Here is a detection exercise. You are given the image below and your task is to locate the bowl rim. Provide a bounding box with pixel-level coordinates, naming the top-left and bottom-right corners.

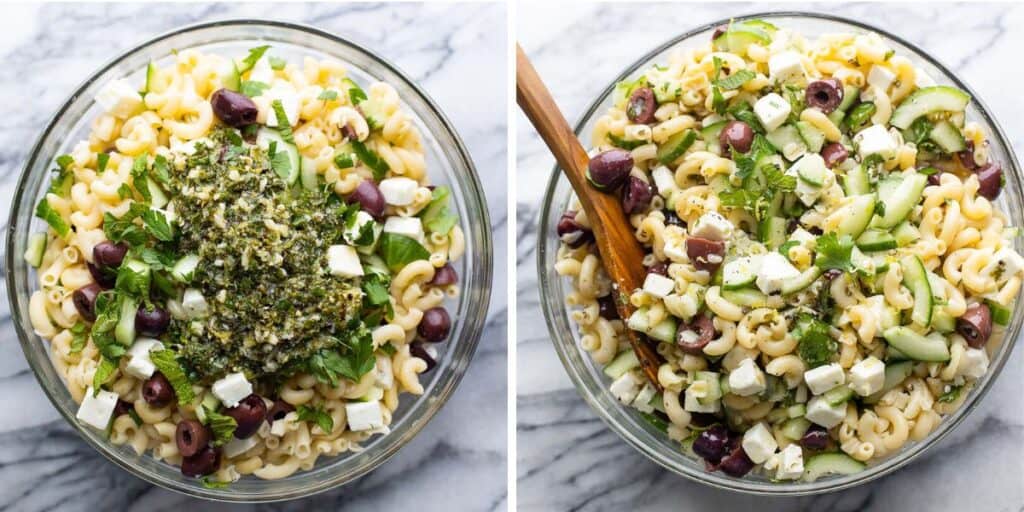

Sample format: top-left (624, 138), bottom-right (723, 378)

top-left (6, 18), bottom-right (491, 502)
top-left (536, 10), bottom-right (1022, 495)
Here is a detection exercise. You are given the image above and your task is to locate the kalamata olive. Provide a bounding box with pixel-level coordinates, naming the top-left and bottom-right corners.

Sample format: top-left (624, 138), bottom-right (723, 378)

top-left (692, 424), bottom-right (730, 464)
top-left (347, 180), bottom-right (386, 219)
top-left (820, 142), bottom-right (849, 168)
top-left (72, 283), bottom-right (102, 322)
top-left (418, 307), bottom-right (451, 342)
top-left (428, 263), bottom-right (458, 287)
top-left (621, 176), bottom-right (654, 215)
top-left (689, 413), bottom-right (719, 428)
top-left (647, 261), bottom-right (669, 276)
top-left (176, 419), bottom-right (212, 458)
top-left (626, 87), bottom-right (657, 124)
top-left (409, 342), bottom-right (438, 372)
top-left (87, 262), bottom-right (116, 289)
top-left (800, 424), bottom-right (830, 451)
top-left (957, 303), bottom-right (993, 348)
top-left (92, 241), bottom-right (128, 269)
top-left (181, 445), bottom-right (220, 478)
top-left (597, 294), bottom-right (620, 320)
top-left (677, 315), bottom-right (716, 354)
top-left (210, 88), bottom-right (258, 127)
top-left (927, 172), bottom-right (944, 187)
top-left (135, 305), bottom-right (170, 337)
top-left (587, 149), bottom-right (633, 192)
top-left (955, 141), bottom-right (981, 171)
top-left (805, 79), bottom-right (844, 113)
top-left (556, 211), bottom-right (594, 248)
top-left (267, 400), bottom-right (295, 424)
top-left (686, 237), bottom-right (726, 273)
top-left (718, 445), bottom-right (755, 477)
top-left (719, 120), bottom-right (754, 153)
top-left (142, 372), bottom-right (175, 408)
top-left (975, 163), bottom-right (1003, 200)
top-left (224, 394), bottom-right (268, 439)
top-left (113, 399), bottom-right (134, 418)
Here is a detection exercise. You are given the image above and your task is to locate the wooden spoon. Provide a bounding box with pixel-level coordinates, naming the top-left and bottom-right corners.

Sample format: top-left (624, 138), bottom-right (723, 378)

top-left (517, 44), bottom-right (664, 390)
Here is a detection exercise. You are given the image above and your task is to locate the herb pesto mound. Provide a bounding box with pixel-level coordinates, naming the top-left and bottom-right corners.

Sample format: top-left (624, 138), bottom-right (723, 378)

top-left (167, 128), bottom-right (366, 382)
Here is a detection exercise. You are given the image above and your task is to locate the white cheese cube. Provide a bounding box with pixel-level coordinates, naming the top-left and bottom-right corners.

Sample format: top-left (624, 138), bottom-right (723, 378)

top-left (662, 227), bottom-right (688, 263)
top-left (345, 211), bottom-right (380, 247)
top-left (848, 357), bottom-right (886, 396)
top-left (94, 79), bottom-right (143, 119)
top-left (378, 177), bottom-right (419, 206)
top-left (248, 58), bottom-right (275, 85)
top-left (223, 435), bottom-right (259, 458)
top-left (742, 422), bottom-right (778, 464)
top-left (804, 363), bottom-right (846, 395)
top-left (684, 382), bottom-right (721, 413)
top-left (914, 67), bottom-right (936, 88)
top-left (610, 372), bottom-right (642, 404)
top-left (690, 211), bottom-right (734, 241)
top-left (754, 93), bottom-right (793, 132)
top-left (642, 273), bottom-right (676, 299)
top-left (262, 86), bottom-right (300, 127)
top-left (212, 372), bottom-right (253, 408)
top-left (125, 338), bottom-right (165, 380)
top-left (867, 65), bottom-right (897, 91)
top-left (181, 288), bottom-right (210, 318)
top-left (77, 387), bottom-right (119, 430)
top-left (774, 444), bottom-right (805, 480)
top-left (346, 401), bottom-right (384, 431)
top-left (786, 154), bottom-right (832, 207)
top-left (270, 411), bottom-right (297, 437)
top-left (984, 248), bottom-right (1024, 283)
top-left (382, 216), bottom-right (425, 243)
top-left (729, 358), bottom-right (767, 397)
top-left (959, 347), bottom-right (989, 379)
top-left (632, 383), bottom-right (658, 414)
top-left (790, 227), bottom-right (816, 246)
top-left (768, 51), bottom-right (805, 84)
top-left (327, 244), bottom-right (364, 278)
top-left (805, 395), bottom-right (846, 428)
top-left (756, 252), bottom-right (801, 295)
top-left (651, 165), bottom-right (677, 198)
top-left (854, 124), bottom-right (898, 160)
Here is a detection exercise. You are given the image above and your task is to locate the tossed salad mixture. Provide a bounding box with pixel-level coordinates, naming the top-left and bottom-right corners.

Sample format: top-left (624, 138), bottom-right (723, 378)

top-left (557, 20), bottom-right (1019, 481)
top-left (27, 46), bottom-right (464, 485)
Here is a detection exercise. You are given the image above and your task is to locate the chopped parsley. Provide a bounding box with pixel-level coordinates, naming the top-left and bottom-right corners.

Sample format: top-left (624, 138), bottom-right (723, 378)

top-left (237, 45), bottom-right (270, 74)
top-left (271, 100), bottom-right (295, 144)
top-left (351, 140), bottom-right (389, 180)
top-left (296, 404), bottom-right (334, 434)
top-left (69, 322), bottom-right (89, 354)
top-left (96, 152), bottom-right (110, 174)
top-left (814, 233), bottom-right (855, 272)
top-left (793, 314), bottom-right (837, 368)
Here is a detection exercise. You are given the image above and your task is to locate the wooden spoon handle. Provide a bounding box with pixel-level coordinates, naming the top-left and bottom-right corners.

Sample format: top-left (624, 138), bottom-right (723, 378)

top-left (516, 44), bottom-right (664, 390)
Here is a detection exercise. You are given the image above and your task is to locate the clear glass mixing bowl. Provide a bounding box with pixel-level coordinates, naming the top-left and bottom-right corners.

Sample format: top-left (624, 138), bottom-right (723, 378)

top-left (5, 20), bottom-right (491, 502)
top-left (536, 12), bottom-right (1022, 495)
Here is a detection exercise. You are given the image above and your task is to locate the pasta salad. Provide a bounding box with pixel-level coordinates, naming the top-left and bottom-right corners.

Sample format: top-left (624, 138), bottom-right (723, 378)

top-left (26, 46), bottom-right (465, 486)
top-left (556, 19), bottom-right (1020, 482)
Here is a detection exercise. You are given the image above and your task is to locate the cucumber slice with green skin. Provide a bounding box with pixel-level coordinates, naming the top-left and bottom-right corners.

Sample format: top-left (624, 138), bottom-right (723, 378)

top-left (765, 125), bottom-right (807, 160)
top-left (797, 159), bottom-right (828, 187)
top-left (300, 156), bottom-right (319, 191)
top-left (759, 216), bottom-right (788, 249)
top-left (604, 350), bottom-right (640, 379)
top-left (803, 453), bottom-right (867, 482)
top-left (900, 255), bottom-right (933, 326)
top-left (171, 254), bottom-right (200, 283)
top-left (781, 417), bottom-right (811, 441)
top-left (929, 120), bottom-right (967, 153)
top-left (886, 346), bottom-right (910, 362)
top-left (856, 229), bottom-right (897, 252)
top-left (607, 133), bottom-right (646, 151)
top-left (722, 256), bottom-right (759, 290)
top-left (890, 86), bottom-right (971, 129)
top-left (787, 403), bottom-right (807, 418)
top-left (892, 221), bottom-right (921, 247)
top-left (823, 384), bottom-right (854, 406)
top-left (735, 19), bottom-right (778, 34)
top-left (883, 326), bottom-right (950, 362)
top-left (722, 288), bottom-right (772, 308)
top-left (24, 233), bottom-right (46, 268)
top-left (147, 177), bottom-right (168, 208)
top-left (143, 61), bottom-right (159, 94)
top-left (781, 267), bottom-right (822, 295)
top-left (714, 27), bottom-right (771, 53)
top-left (931, 309), bottom-right (956, 333)
top-left (656, 129), bottom-right (697, 164)
top-left (115, 295), bottom-right (139, 347)
top-left (842, 164), bottom-right (871, 196)
top-left (864, 360), bottom-right (915, 404)
top-left (627, 307), bottom-right (650, 332)
top-left (871, 173), bottom-right (927, 229)
top-left (837, 85), bottom-right (861, 113)
top-left (700, 121), bottom-right (727, 153)
top-left (795, 120), bottom-right (826, 153)
top-left (648, 317), bottom-right (678, 344)
top-left (834, 194), bottom-right (877, 239)
top-left (986, 299), bottom-right (1012, 326)
top-left (257, 128), bottom-right (300, 185)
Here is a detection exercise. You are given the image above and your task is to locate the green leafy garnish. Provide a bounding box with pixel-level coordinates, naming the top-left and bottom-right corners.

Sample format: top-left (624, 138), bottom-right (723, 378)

top-left (141, 209), bottom-right (174, 241)
top-left (90, 291), bottom-right (125, 360)
top-left (203, 405), bottom-right (238, 446)
top-left (239, 80), bottom-right (269, 98)
top-left (814, 233), bottom-right (855, 272)
top-left (237, 45), bottom-right (270, 74)
top-left (151, 155), bottom-right (171, 186)
top-left (361, 273), bottom-right (391, 307)
top-left (351, 140), bottom-right (389, 180)
top-left (270, 148), bottom-right (292, 180)
top-left (938, 385), bottom-right (962, 403)
top-left (92, 357), bottom-right (118, 395)
top-left (918, 166), bottom-right (940, 176)
top-left (69, 322), bottom-right (89, 354)
top-left (56, 154), bottom-right (74, 171)
top-left (379, 233), bottom-right (430, 271)
top-left (713, 69), bottom-right (756, 91)
top-left (793, 314), bottom-right (837, 368)
top-left (115, 262), bottom-right (151, 298)
top-left (103, 203), bottom-right (150, 247)
top-left (422, 185), bottom-right (458, 234)
top-left (349, 85), bottom-right (367, 105)
top-left (334, 152), bottom-right (355, 169)
top-left (845, 102), bottom-right (876, 130)
top-left (903, 117), bottom-right (933, 145)
top-left (268, 56), bottom-right (286, 70)
top-left (117, 183), bottom-right (133, 200)
top-left (149, 349), bottom-right (195, 405)
top-left (47, 155), bottom-right (75, 197)
top-left (296, 404), bottom-right (334, 434)
top-left (96, 153), bottom-right (110, 174)
top-left (130, 154), bottom-right (151, 202)
top-left (35, 198), bottom-right (70, 237)
top-left (778, 240), bottom-right (800, 258)
top-left (318, 89), bottom-right (338, 102)
top-left (727, 101), bottom-right (765, 133)
top-left (200, 477), bottom-right (232, 489)
top-left (306, 328), bottom-right (375, 386)
top-left (271, 99), bottom-right (295, 144)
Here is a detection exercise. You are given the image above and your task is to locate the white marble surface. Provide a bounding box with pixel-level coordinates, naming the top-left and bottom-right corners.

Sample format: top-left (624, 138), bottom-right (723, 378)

top-left (0, 3), bottom-right (506, 511)
top-left (517, 3), bottom-right (1024, 510)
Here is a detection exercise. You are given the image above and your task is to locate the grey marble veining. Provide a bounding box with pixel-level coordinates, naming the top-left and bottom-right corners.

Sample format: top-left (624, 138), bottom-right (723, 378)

top-left (0, 3), bottom-right (507, 511)
top-left (517, 3), bottom-right (1024, 511)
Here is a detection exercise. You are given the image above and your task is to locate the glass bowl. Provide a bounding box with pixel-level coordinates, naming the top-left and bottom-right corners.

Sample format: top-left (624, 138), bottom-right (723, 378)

top-left (5, 20), bottom-right (491, 502)
top-left (536, 12), bottom-right (1022, 495)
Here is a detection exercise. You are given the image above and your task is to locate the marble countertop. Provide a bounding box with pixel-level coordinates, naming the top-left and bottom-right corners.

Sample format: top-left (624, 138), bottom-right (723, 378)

top-left (0, 3), bottom-right (507, 511)
top-left (517, 2), bottom-right (1024, 511)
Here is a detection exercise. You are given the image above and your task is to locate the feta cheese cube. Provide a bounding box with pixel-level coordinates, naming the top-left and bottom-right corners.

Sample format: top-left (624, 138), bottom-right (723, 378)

top-left (632, 383), bottom-right (658, 414)
top-left (756, 252), bottom-right (801, 294)
top-left (651, 165), bottom-right (677, 198)
top-left (914, 67), bottom-right (936, 88)
top-left (181, 288), bottom-right (210, 318)
top-left (383, 216), bottom-right (425, 243)
top-left (76, 387), bottom-right (120, 430)
top-left (805, 395), bottom-right (846, 428)
top-left (690, 211), bottom-right (734, 241)
top-left (867, 65), bottom-right (897, 91)
top-left (212, 372), bottom-right (253, 408)
top-left (786, 154), bottom-right (832, 207)
top-left (662, 226), bottom-right (688, 263)
top-left (804, 363), bottom-right (846, 395)
top-left (774, 444), bottom-right (805, 480)
top-left (262, 86), bottom-right (300, 127)
top-left (124, 337), bottom-right (165, 380)
top-left (959, 347), bottom-right (989, 379)
top-left (346, 401), bottom-right (384, 432)
top-left (248, 58), bottom-right (275, 85)
top-left (270, 412), bottom-right (297, 437)
top-left (729, 358), bottom-right (767, 397)
top-left (984, 248), bottom-right (1024, 283)
top-left (742, 422), bottom-right (779, 464)
top-left (610, 372), bottom-right (642, 404)
top-left (223, 435), bottom-right (259, 458)
top-left (768, 51), bottom-right (805, 84)
top-left (642, 273), bottom-right (676, 299)
top-left (790, 227), bottom-right (816, 246)
top-left (754, 93), bottom-right (793, 132)
top-left (378, 177), bottom-right (419, 206)
top-left (327, 244), bottom-right (364, 278)
top-left (94, 79), bottom-right (143, 119)
top-left (684, 381), bottom-right (720, 413)
top-left (849, 357), bottom-right (885, 396)
top-left (854, 124), bottom-right (898, 160)
top-left (375, 357), bottom-right (394, 389)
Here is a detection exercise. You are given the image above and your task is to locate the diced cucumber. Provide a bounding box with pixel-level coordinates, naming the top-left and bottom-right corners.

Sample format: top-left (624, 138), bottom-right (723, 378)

top-left (221, 62), bottom-right (240, 92)
top-left (823, 385), bottom-right (854, 406)
top-left (781, 267), bottom-right (822, 295)
top-left (115, 296), bottom-right (139, 346)
top-left (900, 255), bottom-right (933, 327)
top-left (856, 229), bottom-right (897, 252)
top-left (871, 173), bottom-right (926, 229)
top-left (257, 128), bottom-right (300, 185)
top-left (851, 247), bottom-right (876, 276)
top-left (797, 159), bottom-right (828, 187)
top-left (985, 299), bottom-right (1012, 326)
top-left (700, 121), bottom-right (727, 154)
top-left (834, 194), bottom-right (877, 239)
top-left (883, 326), bottom-right (949, 362)
top-left (759, 216), bottom-right (788, 249)
top-left (765, 125), bottom-right (807, 161)
top-left (931, 309), bottom-right (956, 333)
top-left (649, 392), bottom-right (667, 414)
top-left (723, 256), bottom-right (759, 290)
top-left (300, 156), bottom-right (320, 192)
top-left (656, 129), bottom-right (697, 164)
top-left (892, 221), bottom-right (920, 247)
top-left (836, 85), bottom-right (861, 113)
top-left (713, 26), bottom-right (771, 53)
top-left (648, 317), bottom-right (678, 344)
top-left (147, 177), bottom-right (168, 209)
top-left (795, 120), bottom-right (826, 153)
top-left (360, 96), bottom-right (388, 130)
top-left (890, 86), bottom-right (971, 129)
top-left (842, 164), bottom-right (871, 196)
top-left (143, 61), bottom-right (159, 94)
top-left (803, 453), bottom-right (866, 482)
top-left (929, 120), bottom-right (967, 153)
top-left (24, 233), bottom-right (47, 268)
top-left (626, 308), bottom-right (650, 332)
top-left (194, 393), bottom-right (221, 424)
top-left (721, 288), bottom-right (772, 308)
top-left (864, 360), bottom-right (914, 404)
top-left (781, 417), bottom-right (811, 440)
top-left (787, 403), bottom-right (807, 419)
top-left (171, 254), bottom-right (199, 283)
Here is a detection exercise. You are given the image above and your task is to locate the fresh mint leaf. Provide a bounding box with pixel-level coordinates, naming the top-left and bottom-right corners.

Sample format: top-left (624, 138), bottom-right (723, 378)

top-left (763, 163), bottom-right (796, 192)
top-left (296, 404), bottom-right (334, 435)
top-left (149, 349), bottom-right (195, 405)
top-left (35, 198), bottom-right (70, 237)
top-left (379, 233), bottom-right (430, 271)
top-left (130, 154), bottom-right (152, 202)
top-left (728, 101), bottom-right (765, 133)
top-left (69, 322), bottom-right (89, 354)
top-left (92, 357), bottom-right (118, 395)
top-left (239, 80), bottom-right (269, 98)
top-left (142, 208), bottom-right (174, 241)
top-left (117, 183), bottom-right (133, 200)
top-left (202, 405), bottom-right (238, 446)
top-left (351, 140), bottom-right (389, 180)
top-left (778, 240), bottom-right (800, 258)
top-left (361, 273), bottom-right (391, 306)
top-left (334, 152), bottom-right (355, 169)
top-left (56, 154), bottom-right (74, 171)
top-left (270, 150), bottom-right (292, 180)
top-left (115, 262), bottom-right (151, 298)
top-left (814, 232), bottom-right (855, 272)
top-left (151, 154), bottom-right (171, 186)
top-left (346, 80), bottom-right (368, 105)
top-left (238, 45), bottom-right (270, 74)
top-left (97, 152), bottom-right (110, 174)
top-left (271, 100), bottom-right (295, 144)
top-left (713, 69), bottom-right (756, 90)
